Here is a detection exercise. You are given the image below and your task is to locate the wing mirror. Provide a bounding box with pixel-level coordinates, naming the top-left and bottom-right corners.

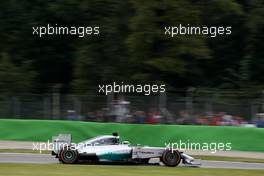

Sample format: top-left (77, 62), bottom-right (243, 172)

top-left (122, 141), bottom-right (130, 145)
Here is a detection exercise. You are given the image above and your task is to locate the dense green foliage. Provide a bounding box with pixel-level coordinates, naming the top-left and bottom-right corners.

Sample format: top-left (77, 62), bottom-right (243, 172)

top-left (0, 0), bottom-right (263, 94)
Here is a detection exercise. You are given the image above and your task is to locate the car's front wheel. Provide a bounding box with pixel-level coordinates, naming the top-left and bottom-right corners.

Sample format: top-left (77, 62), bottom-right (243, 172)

top-left (161, 150), bottom-right (181, 167)
top-left (59, 148), bottom-right (78, 164)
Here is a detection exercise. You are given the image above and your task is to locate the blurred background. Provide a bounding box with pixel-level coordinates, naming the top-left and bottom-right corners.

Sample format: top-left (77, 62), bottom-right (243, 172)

top-left (0, 0), bottom-right (264, 127)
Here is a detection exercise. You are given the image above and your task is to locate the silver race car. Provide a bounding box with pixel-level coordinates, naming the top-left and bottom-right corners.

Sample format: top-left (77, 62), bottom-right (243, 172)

top-left (51, 133), bottom-right (200, 167)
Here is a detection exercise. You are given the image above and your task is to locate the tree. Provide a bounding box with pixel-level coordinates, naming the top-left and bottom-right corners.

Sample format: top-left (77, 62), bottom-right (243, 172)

top-left (127, 0), bottom-right (210, 88)
top-left (0, 53), bottom-right (33, 94)
top-left (71, 0), bottom-right (131, 93)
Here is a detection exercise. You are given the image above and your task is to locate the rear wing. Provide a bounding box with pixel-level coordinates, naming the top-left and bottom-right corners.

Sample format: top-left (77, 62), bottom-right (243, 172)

top-left (52, 134), bottom-right (72, 154)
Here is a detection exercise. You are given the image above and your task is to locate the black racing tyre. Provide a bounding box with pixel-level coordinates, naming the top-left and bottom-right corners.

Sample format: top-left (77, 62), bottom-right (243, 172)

top-left (161, 150), bottom-right (181, 167)
top-left (58, 150), bottom-right (63, 162)
top-left (59, 148), bottom-right (78, 164)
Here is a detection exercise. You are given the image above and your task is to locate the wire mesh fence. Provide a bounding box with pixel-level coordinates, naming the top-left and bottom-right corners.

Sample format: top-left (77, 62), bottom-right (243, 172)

top-left (0, 90), bottom-right (264, 126)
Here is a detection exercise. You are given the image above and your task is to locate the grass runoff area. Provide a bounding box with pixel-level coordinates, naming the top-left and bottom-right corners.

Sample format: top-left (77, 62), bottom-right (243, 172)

top-left (1, 119), bottom-right (264, 152)
top-left (0, 163), bottom-right (263, 176)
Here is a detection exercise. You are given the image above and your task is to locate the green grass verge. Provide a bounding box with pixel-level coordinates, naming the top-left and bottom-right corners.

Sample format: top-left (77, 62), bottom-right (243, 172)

top-left (1, 119), bottom-right (264, 152)
top-left (0, 119), bottom-right (264, 151)
top-left (0, 163), bottom-right (263, 176)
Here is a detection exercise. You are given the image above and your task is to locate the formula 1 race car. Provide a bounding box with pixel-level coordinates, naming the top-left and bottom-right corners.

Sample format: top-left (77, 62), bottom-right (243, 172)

top-left (51, 133), bottom-right (200, 167)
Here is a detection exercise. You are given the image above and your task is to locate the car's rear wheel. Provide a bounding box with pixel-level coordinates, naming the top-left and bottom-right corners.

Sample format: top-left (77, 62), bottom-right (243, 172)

top-left (59, 148), bottom-right (78, 164)
top-left (161, 150), bottom-right (181, 167)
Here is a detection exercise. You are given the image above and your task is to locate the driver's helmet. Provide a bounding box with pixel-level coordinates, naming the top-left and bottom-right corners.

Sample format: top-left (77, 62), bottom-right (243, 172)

top-left (113, 136), bottom-right (119, 144)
